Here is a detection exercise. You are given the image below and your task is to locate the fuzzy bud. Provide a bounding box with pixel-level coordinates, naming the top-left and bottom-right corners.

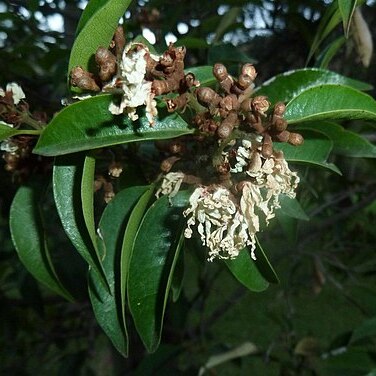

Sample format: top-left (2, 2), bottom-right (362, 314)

top-left (160, 156), bottom-right (180, 173)
top-left (70, 66), bottom-right (100, 91)
top-left (275, 130), bottom-right (290, 143)
top-left (273, 101), bottom-right (286, 116)
top-left (217, 123), bottom-right (233, 139)
top-left (95, 47), bottom-right (117, 81)
top-left (196, 87), bottom-right (220, 107)
top-left (288, 132), bottom-right (304, 146)
top-left (273, 117), bottom-right (288, 132)
top-left (241, 64), bottom-right (257, 81)
top-left (252, 96), bottom-right (270, 116)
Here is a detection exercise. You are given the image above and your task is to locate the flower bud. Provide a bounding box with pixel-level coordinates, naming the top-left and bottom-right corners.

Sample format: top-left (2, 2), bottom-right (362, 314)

top-left (196, 87), bottom-right (220, 107)
top-left (70, 66), bottom-right (100, 91)
top-left (273, 102), bottom-right (286, 116)
top-left (241, 64), bottom-right (257, 81)
top-left (288, 132), bottom-right (304, 146)
top-left (252, 96), bottom-right (270, 116)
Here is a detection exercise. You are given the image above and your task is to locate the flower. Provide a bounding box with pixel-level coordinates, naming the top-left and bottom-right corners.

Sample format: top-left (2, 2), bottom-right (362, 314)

top-left (183, 187), bottom-right (251, 261)
top-left (1, 139), bottom-right (18, 153)
top-left (0, 83), bottom-right (25, 105)
top-left (105, 43), bottom-right (158, 125)
top-left (156, 172), bottom-right (185, 199)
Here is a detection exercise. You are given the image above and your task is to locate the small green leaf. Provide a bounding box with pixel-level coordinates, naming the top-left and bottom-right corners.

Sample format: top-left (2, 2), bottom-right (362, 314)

top-left (10, 183), bottom-right (74, 301)
top-left (225, 248), bottom-right (269, 292)
top-left (255, 69), bottom-right (372, 105)
top-left (68, 1), bottom-right (132, 87)
top-left (88, 186), bottom-right (149, 357)
top-left (285, 84), bottom-right (376, 124)
top-left (279, 195), bottom-right (310, 221)
top-left (208, 44), bottom-right (256, 66)
top-left (33, 95), bottom-right (193, 156)
top-left (128, 191), bottom-right (190, 353)
top-left (315, 37), bottom-right (346, 69)
top-left (306, 2), bottom-right (342, 64)
top-left (297, 121), bottom-right (376, 158)
top-left (275, 130), bottom-right (340, 173)
top-left (53, 154), bottom-right (108, 289)
top-left (338, 0), bottom-right (357, 37)
top-left (120, 185), bottom-right (156, 329)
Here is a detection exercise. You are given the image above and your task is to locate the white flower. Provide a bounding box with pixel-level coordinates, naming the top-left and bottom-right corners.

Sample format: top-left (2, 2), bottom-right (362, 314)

top-left (1, 139), bottom-right (18, 153)
top-left (2, 83), bottom-right (26, 105)
top-left (156, 172), bottom-right (185, 199)
top-left (183, 187), bottom-right (252, 261)
top-left (106, 44), bottom-right (158, 125)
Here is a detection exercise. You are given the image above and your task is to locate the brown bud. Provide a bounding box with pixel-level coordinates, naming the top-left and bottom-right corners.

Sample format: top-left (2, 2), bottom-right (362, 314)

top-left (213, 63), bottom-right (233, 93)
top-left (196, 87), bottom-right (221, 107)
top-left (95, 47), bottom-right (117, 81)
top-left (217, 123), bottom-right (233, 139)
top-left (288, 132), bottom-right (304, 146)
top-left (70, 66), bottom-right (100, 91)
top-left (252, 96), bottom-right (270, 116)
top-left (114, 26), bottom-right (126, 58)
top-left (220, 95), bottom-right (239, 112)
top-left (261, 133), bottom-right (273, 158)
top-left (216, 163), bottom-right (230, 175)
top-left (184, 73), bottom-right (200, 88)
top-left (237, 74), bottom-right (253, 90)
top-left (166, 94), bottom-right (188, 112)
top-left (240, 98), bottom-right (252, 112)
top-left (273, 117), bottom-right (288, 132)
top-left (160, 156), bottom-right (180, 173)
top-left (241, 64), bottom-right (257, 81)
top-left (275, 130), bottom-right (290, 143)
top-left (273, 101), bottom-right (286, 116)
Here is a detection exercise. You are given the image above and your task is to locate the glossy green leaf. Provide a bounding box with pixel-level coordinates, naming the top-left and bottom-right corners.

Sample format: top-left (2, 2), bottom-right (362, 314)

top-left (255, 69), bottom-right (372, 105)
top-left (225, 248), bottom-right (269, 292)
top-left (279, 195), bottom-right (309, 221)
top-left (33, 95), bottom-right (194, 156)
top-left (316, 36), bottom-right (346, 69)
top-left (306, 2), bottom-right (342, 64)
top-left (120, 186), bottom-right (155, 329)
top-left (10, 184), bottom-right (74, 301)
top-left (338, 0), bottom-right (357, 37)
top-left (0, 123), bottom-right (40, 141)
top-left (170, 243), bottom-right (185, 303)
top-left (350, 316), bottom-right (376, 343)
top-left (53, 154), bottom-right (108, 289)
top-left (128, 191), bottom-right (190, 353)
top-left (213, 7), bottom-right (241, 44)
top-left (68, 1), bottom-right (132, 86)
top-left (88, 186), bottom-right (149, 357)
top-left (297, 121), bottom-right (376, 158)
top-left (254, 238), bottom-right (279, 284)
top-left (275, 130), bottom-right (340, 173)
top-left (81, 154), bottom-right (98, 255)
top-left (187, 66), bottom-right (215, 87)
top-left (285, 84), bottom-right (376, 124)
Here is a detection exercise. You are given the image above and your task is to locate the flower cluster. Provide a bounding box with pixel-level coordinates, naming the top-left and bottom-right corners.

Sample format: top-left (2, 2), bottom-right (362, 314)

top-left (155, 62), bottom-right (303, 261)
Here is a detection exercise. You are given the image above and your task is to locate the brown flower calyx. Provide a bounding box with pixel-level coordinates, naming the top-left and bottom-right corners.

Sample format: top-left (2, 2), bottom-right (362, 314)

top-left (95, 47), bottom-right (117, 82)
top-left (70, 66), bottom-right (100, 92)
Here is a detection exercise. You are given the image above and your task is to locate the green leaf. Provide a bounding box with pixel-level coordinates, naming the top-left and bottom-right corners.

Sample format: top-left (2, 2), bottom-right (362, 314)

top-left (275, 130), bottom-right (340, 173)
top-left (285, 84), bottom-right (376, 124)
top-left (53, 154), bottom-right (108, 289)
top-left (338, 0), bottom-right (357, 37)
top-left (120, 186), bottom-right (156, 329)
top-left (315, 36), bottom-right (346, 69)
top-left (225, 248), bottom-right (269, 292)
top-left (75, 0), bottom-right (107, 36)
top-left (33, 95), bottom-right (194, 156)
top-left (296, 121), bottom-right (376, 158)
top-left (306, 2), bottom-right (342, 64)
top-left (279, 195), bottom-right (310, 221)
top-left (187, 66), bottom-right (216, 87)
top-left (254, 238), bottom-right (279, 284)
top-left (0, 123), bottom-right (41, 141)
top-left (10, 183), bottom-right (74, 301)
top-left (128, 191), bottom-right (190, 353)
top-left (88, 186), bottom-right (149, 357)
top-left (350, 316), bottom-right (376, 343)
top-left (255, 69), bottom-right (372, 105)
top-left (68, 1), bottom-right (132, 87)
top-left (213, 7), bottom-right (241, 44)
top-left (81, 154), bottom-right (98, 255)
top-left (170, 244), bottom-right (185, 303)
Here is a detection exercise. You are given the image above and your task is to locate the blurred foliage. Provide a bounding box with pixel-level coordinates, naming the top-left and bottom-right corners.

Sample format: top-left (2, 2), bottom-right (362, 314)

top-left (1, 0), bottom-right (376, 375)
